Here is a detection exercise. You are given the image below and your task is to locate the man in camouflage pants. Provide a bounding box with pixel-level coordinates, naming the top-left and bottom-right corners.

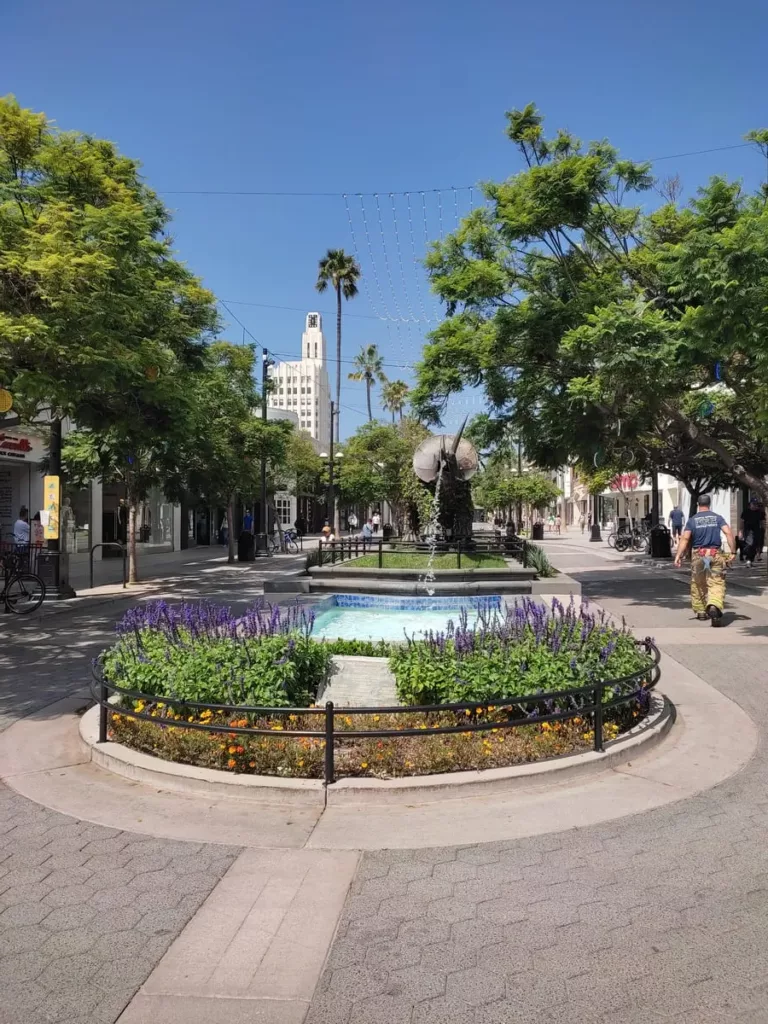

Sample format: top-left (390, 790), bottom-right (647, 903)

top-left (674, 495), bottom-right (736, 626)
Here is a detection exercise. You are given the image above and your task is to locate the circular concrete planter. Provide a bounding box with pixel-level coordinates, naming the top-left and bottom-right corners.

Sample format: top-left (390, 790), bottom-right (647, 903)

top-left (79, 692), bottom-right (673, 807)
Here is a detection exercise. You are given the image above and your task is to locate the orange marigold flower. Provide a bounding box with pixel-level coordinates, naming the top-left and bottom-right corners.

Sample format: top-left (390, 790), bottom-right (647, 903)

top-left (227, 758), bottom-right (236, 768)
top-left (249, 761), bottom-right (256, 768)
top-left (228, 745), bottom-right (237, 754)
top-left (236, 746), bottom-right (244, 754)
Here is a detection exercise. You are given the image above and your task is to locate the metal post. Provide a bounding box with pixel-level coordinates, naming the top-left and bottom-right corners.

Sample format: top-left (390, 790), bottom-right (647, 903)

top-left (258, 350), bottom-right (271, 553)
top-left (593, 687), bottom-right (604, 752)
top-left (122, 544), bottom-right (127, 588)
top-left (99, 677), bottom-right (108, 744)
top-left (89, 547), bottom-right (95, 591)
top-left (327, 401), bottom-right (336, 534)
top-left (318, 542), bottom-right (324, 567)
top-left (457, 540), bottom-right (462, 569)
top-left (378, 538), bottom-right (383, 569)
top-left (324, 701), bottom-right (335, 785)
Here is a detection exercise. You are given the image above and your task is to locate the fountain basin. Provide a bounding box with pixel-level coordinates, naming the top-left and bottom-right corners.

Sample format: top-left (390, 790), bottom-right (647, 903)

top-left (310, 594), bottom-right (503, 641)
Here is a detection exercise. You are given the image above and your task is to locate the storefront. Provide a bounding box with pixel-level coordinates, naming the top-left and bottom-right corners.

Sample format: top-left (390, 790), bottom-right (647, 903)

top-left (0, 427), bottom-right (46, 543)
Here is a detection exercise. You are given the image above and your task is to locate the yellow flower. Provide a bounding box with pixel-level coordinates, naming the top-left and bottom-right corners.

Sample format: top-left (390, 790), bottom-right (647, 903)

top-left (464, 709), bottom-right (471, 716)
top-left (298, 760), bottom-right (305, 767)
top-left (228, 745), bottom-right (237, 754)
top-left (156, 702), bottom-right (165, 709)
top-left (188, 716), bottom-right (195, 723)
top-left (289, 714), bottom-right (297, 722)
top-left (360, 762), bottom-right (368, 769)
top-left (373, 715), bottom-right (380, 722)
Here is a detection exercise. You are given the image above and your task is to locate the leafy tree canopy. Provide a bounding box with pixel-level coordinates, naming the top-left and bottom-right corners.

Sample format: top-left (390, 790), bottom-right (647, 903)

top-left (411, 103), bottom-right (768, 501)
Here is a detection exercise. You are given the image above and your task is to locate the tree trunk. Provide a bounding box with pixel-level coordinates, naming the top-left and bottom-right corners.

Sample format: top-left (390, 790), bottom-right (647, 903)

top-left (366, 380), bottom-right (373, 421)
top-left (391, 410), bottom-right (395, 424)
top-left (127, 497), bottom-right (138, 585)
top-left (227, 496), bottom-right (235, 564)
top-left (335, 284), bottom-right (342, 442)
top-left (666, 405), bottom-right (768, 503)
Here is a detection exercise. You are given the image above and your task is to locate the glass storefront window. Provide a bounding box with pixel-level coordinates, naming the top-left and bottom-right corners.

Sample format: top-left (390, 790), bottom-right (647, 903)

top-left (63, 483), bottom-right (91, 553)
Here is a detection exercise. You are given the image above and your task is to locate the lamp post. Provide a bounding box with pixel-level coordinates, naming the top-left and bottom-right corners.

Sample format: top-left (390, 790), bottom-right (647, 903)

top-left (319, 447), bottom-right (343, 533)
top-left (257, 349), bottom-right (274, 554)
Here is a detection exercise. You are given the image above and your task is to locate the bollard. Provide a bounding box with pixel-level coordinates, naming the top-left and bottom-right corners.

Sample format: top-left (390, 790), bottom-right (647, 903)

top-left (593, 687), bottom-right (604, 752)
top-left (324, 701), bottom-right (335, 785)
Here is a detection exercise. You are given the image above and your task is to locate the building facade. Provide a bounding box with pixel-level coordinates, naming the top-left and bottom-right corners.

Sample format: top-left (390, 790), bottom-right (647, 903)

top-left (268, 313), bottom-right (331, 444)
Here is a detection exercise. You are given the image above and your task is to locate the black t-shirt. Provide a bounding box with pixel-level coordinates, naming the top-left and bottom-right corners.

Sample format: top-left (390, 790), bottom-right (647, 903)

top-left (742, 508), bottom-right (765, 533)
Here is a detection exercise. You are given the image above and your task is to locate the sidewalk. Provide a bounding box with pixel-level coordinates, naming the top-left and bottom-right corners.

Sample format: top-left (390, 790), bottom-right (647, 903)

top-left (36, 544), bottom-right (314, 619)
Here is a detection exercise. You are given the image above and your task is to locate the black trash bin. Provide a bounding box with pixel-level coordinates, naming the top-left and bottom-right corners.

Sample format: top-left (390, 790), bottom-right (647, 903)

top-left (650, 524), bottom-right (672, 559)
top-left (237, 530), bottom-right (255, 562)
top-left (532, 523), bottom-right (545, 541)
top-left (382, 523), bottom-right (393, 542)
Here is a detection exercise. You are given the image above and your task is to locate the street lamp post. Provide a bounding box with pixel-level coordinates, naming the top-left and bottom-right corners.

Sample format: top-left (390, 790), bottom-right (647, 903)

top-left (319, 446), bottom-right (343, 534)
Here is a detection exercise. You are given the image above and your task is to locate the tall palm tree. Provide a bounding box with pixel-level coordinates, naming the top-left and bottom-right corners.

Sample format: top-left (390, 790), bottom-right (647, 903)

top-left (315, 248), bottom-right (361, 441)
top-left (349, 344), bottom-right (387, 421)
top-left (381, 380), bottom-right (410, 423)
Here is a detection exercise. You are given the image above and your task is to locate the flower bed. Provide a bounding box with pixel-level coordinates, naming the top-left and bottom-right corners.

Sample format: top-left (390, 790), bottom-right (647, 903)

top-left (101, 597), bottom-right (656, 779)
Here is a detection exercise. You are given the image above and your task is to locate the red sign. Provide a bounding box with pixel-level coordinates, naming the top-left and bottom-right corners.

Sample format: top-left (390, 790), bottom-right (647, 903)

top-left (609, 473), bottom-right (639, 492)
top-left (0, 433), bottom-right (33, 457)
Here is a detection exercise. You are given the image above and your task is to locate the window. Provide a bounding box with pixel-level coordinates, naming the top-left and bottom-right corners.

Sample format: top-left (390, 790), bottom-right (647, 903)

top-left (314, 344), bottom-right (317, 357)
top-left (275, 496), bottom-right (292, 527)
top-left (308, 314), bottom-right (318, 329)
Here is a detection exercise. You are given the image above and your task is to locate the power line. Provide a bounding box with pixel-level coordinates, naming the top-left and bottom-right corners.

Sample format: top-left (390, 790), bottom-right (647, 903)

top-left (157, 142), bottom-right (757, 197)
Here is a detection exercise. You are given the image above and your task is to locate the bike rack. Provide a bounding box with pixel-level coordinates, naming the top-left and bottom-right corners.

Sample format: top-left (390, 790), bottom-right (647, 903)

top-left (89, 543), bottom-right (127, 590)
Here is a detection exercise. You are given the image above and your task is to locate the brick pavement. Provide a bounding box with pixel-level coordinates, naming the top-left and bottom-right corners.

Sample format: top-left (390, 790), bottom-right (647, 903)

top-left (306, 571), bottom-right (768, 1023)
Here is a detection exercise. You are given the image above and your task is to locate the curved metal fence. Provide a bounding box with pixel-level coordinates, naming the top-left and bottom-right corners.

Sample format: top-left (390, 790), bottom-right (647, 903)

top-left (91, 638), bottom-right (660, 785)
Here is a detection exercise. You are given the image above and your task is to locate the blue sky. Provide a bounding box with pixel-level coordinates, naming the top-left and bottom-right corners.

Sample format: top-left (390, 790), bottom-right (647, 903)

top-left (4, 0), bottom-right (767, 437)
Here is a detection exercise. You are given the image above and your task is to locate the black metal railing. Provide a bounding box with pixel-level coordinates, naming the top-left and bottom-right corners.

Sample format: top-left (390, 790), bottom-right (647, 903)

top-left (317, 536), bottom-right (531, 569)
top-left (88, 543), bottom-right (127, 590)
top-left (91, 639), bottom-right (660, 785)
top-left (0, 540), bottom-right (44, 575)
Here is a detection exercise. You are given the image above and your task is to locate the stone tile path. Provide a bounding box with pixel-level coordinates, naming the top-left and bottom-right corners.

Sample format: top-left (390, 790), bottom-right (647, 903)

top-left (306, 546), bottom-right (768, 1023)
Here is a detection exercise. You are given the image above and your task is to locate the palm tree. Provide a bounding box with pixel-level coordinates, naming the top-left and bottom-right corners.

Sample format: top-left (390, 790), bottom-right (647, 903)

top-left (315, 248), bottom-right (361, 441)
top-left (349, 344), bottom-right (387, 421)
top-left (381, 380), bottom-right (410, 423)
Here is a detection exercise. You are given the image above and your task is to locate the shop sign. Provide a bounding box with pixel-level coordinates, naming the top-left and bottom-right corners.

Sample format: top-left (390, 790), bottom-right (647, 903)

top-left (43, 475), bottom-right (60, 540)
top-left (0, 430), bottom-right (44, 462)
top-left (609, 473), bottom-right (639, 492)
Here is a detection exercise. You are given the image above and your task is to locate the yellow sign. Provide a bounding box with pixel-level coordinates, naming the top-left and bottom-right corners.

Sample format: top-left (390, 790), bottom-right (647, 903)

top-left (0, 389), bottom-right (12, 414)
top-left (43, 475), bottom-right (60, 540)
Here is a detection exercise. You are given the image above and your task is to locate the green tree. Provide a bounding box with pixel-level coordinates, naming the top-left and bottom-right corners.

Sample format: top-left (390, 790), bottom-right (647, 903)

top-left (185, 343), bottom-right (292, 564)
top-left (348, 343), bottom-right (387, 421)
top-left (315, 248), bottom-right (360, 440)
top-left (411, 103), bottom-right (768, 503)
top-left (337, 419), bottom-right (429, 534)
top-left (381, 379), bottom-right (410, 422)
top-left (0, 95), bottom-right (217, 425)
top-left (0, 95), bottom-right (218, 578)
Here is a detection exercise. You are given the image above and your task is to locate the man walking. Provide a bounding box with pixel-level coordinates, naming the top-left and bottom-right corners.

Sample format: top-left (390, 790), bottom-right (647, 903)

top-left (668, 505), bottom-right (685, 546)
top-left (741, 498), bottom-right (765, 567)
top-left (674, 495), bottom-right (736, 626)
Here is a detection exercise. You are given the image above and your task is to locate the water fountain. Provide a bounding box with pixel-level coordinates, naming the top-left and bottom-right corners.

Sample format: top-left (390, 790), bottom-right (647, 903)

top-left (412, 419), bottom-right (479, 595)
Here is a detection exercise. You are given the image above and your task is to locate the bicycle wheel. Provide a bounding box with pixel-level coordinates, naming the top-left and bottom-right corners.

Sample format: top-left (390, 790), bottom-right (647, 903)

top-left (632, 533), bottom-right (646, 552)
top-left (5, 573), bottom-right (46, 614)
top-left (614, 535), bottom-right (630, 552)
top-left (607, 532), bottom-right (618, 549)
top-left (285, 537), bottom-right (299, 554)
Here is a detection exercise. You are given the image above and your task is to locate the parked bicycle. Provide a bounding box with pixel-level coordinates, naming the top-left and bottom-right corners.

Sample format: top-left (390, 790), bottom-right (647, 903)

top-left (267, 529), bottom-right (300, 555)
top-left (610, 524), bottom-right (649, 553)
top-left (0, 551), bottom-right (46, 614)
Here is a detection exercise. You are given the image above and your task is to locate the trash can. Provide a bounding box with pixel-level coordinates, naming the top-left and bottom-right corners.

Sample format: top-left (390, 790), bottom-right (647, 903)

top-left (237, 530), bottom-right (255, 562)
top-left (382, 523), bottom-right (393, 542)
top-left (650, 524), bottom-right (671, 559)
top-left (532, 523), bottom-right (544, 541)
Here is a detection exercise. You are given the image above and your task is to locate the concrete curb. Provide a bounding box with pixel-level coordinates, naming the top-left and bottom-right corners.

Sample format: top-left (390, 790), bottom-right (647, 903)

top-left (78, 692), bottom-right (672, 807)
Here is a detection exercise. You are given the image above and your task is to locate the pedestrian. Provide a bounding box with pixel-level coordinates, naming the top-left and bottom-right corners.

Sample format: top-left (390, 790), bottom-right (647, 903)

top-left (242, 508), bottom-right (253, 532)
top-left (555, 514), bottom-right (562, 535)
top-left (13, 507), bottom-right (29, 545)
top-left (348, 511), bottom-right (358, 534)
top-left (321, 520), bottom-right (332, 541)
top-left (294, 514), bottom-right (306, 538)
top-left (674, 495), bottom-right (736, 626)
top-left (372, 510), bottom-right (381, 534)
top-left (361, 519), bottom-right (373, 543)
top-left (741, 498), bottom-right (765, 567)
top-left (668, 505), bottom-right (685, 546)
top-left (579, 513), bottom-right (586, 534)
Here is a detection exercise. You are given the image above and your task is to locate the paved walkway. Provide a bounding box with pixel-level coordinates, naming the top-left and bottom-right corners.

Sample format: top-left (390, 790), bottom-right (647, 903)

top-left (0, 559), bottom-right (305, 1024)
top-left (2, 535), bottom-right (768, 1022)
top-left (306, 540), bottom-right (768, 1023)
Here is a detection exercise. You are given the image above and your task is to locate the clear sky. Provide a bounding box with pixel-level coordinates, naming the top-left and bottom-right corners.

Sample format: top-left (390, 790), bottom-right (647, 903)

top-left (3, 0), bottom-right (767, 438)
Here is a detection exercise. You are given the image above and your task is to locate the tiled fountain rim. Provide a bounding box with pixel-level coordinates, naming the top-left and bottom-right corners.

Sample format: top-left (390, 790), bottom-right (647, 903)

top-left (319, 593), bottom-right (504, 611)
